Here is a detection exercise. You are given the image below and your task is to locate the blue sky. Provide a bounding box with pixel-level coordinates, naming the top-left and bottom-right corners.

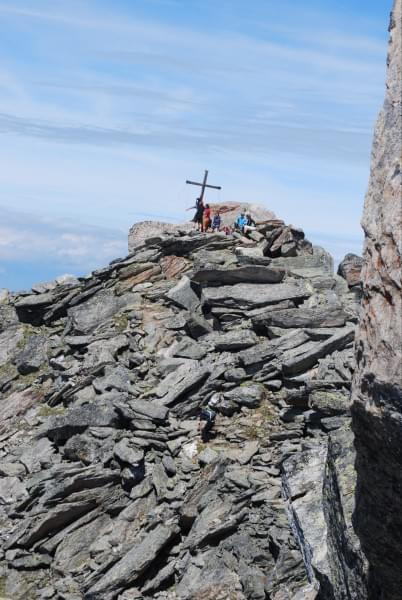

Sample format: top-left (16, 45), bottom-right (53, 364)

top-left (0, 0), bottom-right (391, 291)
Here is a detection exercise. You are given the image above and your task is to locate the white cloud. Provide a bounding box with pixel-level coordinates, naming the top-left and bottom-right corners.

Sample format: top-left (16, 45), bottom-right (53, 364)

top-left (0, 207), bottom-right (127, 266)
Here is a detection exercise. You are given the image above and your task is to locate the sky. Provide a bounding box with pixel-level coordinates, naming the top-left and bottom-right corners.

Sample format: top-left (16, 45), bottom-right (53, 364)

top-left (0, 0), bottom-right (392, 291)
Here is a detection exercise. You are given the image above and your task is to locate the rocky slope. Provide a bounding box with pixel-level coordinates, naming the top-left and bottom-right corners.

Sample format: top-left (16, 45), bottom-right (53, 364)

top-left (351, 1), bottom-right (402, 598)
top-left (0, 214), bottom-right (364, 599)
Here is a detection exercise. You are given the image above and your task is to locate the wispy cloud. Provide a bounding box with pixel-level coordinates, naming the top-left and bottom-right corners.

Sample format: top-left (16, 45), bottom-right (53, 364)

top-left (0, 0), bottom-right (389, 288)
top-left (0, 206), bottom-right (126, 266)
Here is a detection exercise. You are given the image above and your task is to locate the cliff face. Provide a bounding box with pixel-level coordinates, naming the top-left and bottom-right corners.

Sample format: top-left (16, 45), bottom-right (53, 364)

top-left (352, 1), bottom-right (402, 598)
top-left (0, 212), bottom-right (364, 599)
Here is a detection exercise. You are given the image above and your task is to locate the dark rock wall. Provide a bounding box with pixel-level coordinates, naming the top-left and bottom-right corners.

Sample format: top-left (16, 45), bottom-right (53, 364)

top-left (351, 1), bottom-right (402, 598)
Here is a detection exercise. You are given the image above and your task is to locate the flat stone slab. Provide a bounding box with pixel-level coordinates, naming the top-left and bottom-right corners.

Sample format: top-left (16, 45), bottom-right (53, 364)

top-left (86, 522), bottom-right (179, 598)
top-left (191, 265), bottom-right (285, 285)
top-left (252, 305), bottom-right (348, 331)
top-left (282, 328), bottom-right (355, 376)
top-left (202, 280), bottom-right (312, 309)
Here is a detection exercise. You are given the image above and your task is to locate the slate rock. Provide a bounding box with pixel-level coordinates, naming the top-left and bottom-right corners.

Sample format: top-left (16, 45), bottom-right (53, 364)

top-left (282, 328), bottom-right (355, 376)
top-left (191, 265), bottom-right (285, 285)
top-left (309, 390), bottom-right (350, 417)
top-left (0, 476), bottom-right (28, 504)
top-left (166, 276), bottom-right (200, 311)
top-left (224, 384), bottom-right (264, 408)
top-left (14, 334), bottom-right (48, 374)
top-left (68, 290), bottom-right (136, 333)
top-left (204, 329), bottom-right (258, 352)
top-left (114, 439), bottom-right (144, 466)
top-left (252, 305), bottom-right (347, 332)
top-left (127, 398), bottom-right (169, 422)
top-left (85, 522), bottom-right (180, 599)
top-left (44, 403), bottom-right (120, 443)
top-left (337, 253), bottom-right (363, 288)
top-left (202, 281), bottom-right (311, 310)
top-left (184, 312), bottom-right (213, 339)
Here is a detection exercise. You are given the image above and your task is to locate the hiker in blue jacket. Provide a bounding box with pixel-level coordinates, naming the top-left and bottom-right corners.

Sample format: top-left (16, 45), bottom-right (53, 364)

top-left (234, 211), bottom-right (248, 232)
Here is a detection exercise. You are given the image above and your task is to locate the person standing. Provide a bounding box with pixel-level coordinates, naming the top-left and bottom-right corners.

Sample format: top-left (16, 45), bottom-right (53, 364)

top-left (187, 197), bottom-right (204, 231)
top-left (211, 210), bottom-right (222, 231)
top-left (203, 203), bottom-right (211, 232)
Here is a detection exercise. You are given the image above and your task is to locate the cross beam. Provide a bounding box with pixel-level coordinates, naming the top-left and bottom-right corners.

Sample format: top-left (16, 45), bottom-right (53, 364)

top-left (186, 170), bottom-right (221, 203)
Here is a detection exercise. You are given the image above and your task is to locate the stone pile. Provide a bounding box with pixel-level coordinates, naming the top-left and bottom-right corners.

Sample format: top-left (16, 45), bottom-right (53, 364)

top-left (0, 216), bottom-right (363, 599)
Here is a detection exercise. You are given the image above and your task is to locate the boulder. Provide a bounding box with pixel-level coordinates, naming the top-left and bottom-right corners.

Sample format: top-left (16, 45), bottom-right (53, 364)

top-left (204, 329), bottom-right (258, 352)
top-left (337, 254), bottom-right (363, 288)
top-left (15, 334), bottom-right (48, 375)
top-left (166, 276), bottom-right (200, 311)
top-left (224, 384), bottom-right (264, 408)
top-left (68, 290), bottom-right (136, 333)
top-left (44, 403), bottom-right (121, 442)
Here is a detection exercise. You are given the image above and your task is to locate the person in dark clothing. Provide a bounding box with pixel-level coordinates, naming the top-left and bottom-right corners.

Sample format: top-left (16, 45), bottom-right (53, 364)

top-left (199, 406), bottom-right (217, 441)
top-left (243, 213), bottom-right (257, 235)
top-left (187, 197), bottom-right (204, 231)
top-left (211, 210), bottom-right (222, 231)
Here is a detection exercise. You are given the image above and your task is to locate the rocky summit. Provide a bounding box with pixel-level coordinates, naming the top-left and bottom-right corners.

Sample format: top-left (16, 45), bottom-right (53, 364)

top-left (0, 209), bottom-right (366, 600)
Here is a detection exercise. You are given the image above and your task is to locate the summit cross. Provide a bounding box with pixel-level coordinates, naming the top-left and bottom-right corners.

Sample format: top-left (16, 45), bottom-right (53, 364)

top-left (185, 170), bottom-right (221, 203)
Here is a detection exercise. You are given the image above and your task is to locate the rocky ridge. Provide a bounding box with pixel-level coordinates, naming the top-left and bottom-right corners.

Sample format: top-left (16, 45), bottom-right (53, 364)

top-left (0, 215), bottom-right (364, 599)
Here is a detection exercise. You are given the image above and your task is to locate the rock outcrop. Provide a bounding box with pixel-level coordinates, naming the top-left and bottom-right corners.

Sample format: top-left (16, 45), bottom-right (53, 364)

top-left (0, 211), bottom-right (365, 599)
top-left (337, 254), bottom-right (363, 289)
top-left (128, 202), bottom-right (275, 252)
top-left (351, 1), bottom-right (402, 598)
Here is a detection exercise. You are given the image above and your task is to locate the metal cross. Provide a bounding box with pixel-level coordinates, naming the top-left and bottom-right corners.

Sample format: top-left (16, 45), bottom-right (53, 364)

top-left (186, 170), bottom-right (221, 203)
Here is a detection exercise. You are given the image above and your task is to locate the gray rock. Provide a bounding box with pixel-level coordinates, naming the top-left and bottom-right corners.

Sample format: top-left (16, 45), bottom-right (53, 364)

top-left (204, 329), bottom-right (258, 352)
top-left (54, 514), bottom-right (111, 576)
top-left (158, 367), bottom-right (210, 407)
top-left (191, 265), bottom-right (285, 285)
top-left (0, 476), bottom-right (27, 504)
top-left (224, 384), bottom-right (264, 408)
top-left (15, 334), bottom-right (49, 374)
top-left (85, 522), bottom-right (180, 599)
top-left (127, 398), bottom-right (169, 422)
top-left (166, 276), bottom-right (200, 311)
top-left (239, 329), bottom-right (311, 370)
top-left (309, 390), bottom-right (350, 417)
top-left (282, 428), bottom-right (367, 600)
top-left (0, 326), bottom-right (25, 367)
top-left (114, 439), bottom-right (144, 466)
top-left (44, 403), bottom-right (120, 442)
top-left (162, 455), bottom-right (176, 476)
top-left (337, 253), bottom-right (363, 288)
top-left (184, 312), bottom-right (213, 338)
top-left (282, 328), bottom-right (355, 376)
top-left (152, 461), bottom-right (169, 498)
top-left (252, 305), bottom-right (347, 332)
top-left (202, 280), bottom-right (311, 309)
top-left (172, 337), bottom-right (209, 360)
top-left (68, 290), bottom-right (136, 333)
top-left (198, 447), bottom-right (219, 466)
